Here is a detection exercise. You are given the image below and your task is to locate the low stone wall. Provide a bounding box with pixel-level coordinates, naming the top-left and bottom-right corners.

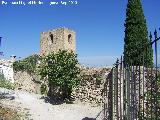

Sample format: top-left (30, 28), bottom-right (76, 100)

top-left (72, 67), bottom-right (111, 104)
top-left (13, 67), bottom-right (112, 105)
top-left (13, 72), bottom-right (41, 94)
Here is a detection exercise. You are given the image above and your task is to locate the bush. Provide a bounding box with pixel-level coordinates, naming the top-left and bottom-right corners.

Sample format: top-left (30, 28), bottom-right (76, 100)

top-left (40, 83), bottom-right (48, 95)
top-left (13, 54), bottom-right (41, 75)
top-left (0, 74), bottom-right (15, 90)
top-left (39, 50), bottom-right (80, 100)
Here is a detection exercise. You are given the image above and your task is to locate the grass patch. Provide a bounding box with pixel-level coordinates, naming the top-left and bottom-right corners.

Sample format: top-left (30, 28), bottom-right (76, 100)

top-left (0, 106), bottom-right (23, 120)
top-left (0, 74), bottom-right (15, 90)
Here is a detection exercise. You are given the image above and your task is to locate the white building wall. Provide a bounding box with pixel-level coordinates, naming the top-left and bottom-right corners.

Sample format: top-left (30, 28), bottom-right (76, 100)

top-left (0, 63), bottom-right (14, 83)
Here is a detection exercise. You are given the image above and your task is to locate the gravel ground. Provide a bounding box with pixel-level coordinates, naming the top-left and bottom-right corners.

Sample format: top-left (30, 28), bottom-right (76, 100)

top-left (0, 88), bottom-right (103, 120)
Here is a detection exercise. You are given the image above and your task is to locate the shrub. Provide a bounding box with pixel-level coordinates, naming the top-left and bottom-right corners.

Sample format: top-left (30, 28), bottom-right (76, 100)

top-left (13, 54), bottom-right (41, 75)
top-left (39, 50), bottom-right (80, 100)
top-left (40, 83), bottom-right (48, 95)
top-left (0, 74), bottom-right (15, 90)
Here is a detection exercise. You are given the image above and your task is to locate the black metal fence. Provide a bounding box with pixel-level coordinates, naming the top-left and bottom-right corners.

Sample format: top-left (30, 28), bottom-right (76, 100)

top-left (103, 29), bottom-right (160, 120)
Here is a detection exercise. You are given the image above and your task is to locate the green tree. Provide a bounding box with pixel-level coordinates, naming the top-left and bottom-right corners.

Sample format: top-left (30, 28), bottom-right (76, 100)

top-left (124, 0), bottom-right (153, 66)
top-left (39, 50), bottom-right (80, 101)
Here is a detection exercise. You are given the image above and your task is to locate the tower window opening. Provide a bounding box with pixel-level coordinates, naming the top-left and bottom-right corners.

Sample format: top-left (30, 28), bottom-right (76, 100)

top-left (50, 34), bottom-right (53, 43)
top-left (68, 34), bottom-right (72, 44)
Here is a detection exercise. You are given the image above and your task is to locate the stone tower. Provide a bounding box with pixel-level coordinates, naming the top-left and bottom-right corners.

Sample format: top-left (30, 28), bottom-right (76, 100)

top-left (40, 28), bottom-right (76, 56)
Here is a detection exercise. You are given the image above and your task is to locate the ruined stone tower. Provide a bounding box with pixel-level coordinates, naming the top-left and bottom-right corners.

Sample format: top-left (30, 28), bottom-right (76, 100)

top-left (40, 28), bottom-right (76, 56)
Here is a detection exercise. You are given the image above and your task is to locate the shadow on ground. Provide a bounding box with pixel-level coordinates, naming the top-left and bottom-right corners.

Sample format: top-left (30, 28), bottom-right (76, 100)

top-left (0, 92), bottom-right (15, 100)
top-left (82, 117), bottom-right (96, 120)
top-left (40, 96), bottom-right (69, 105)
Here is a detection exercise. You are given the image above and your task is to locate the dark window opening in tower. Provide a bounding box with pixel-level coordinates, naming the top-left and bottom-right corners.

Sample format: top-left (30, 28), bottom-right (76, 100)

top-left (50, 34), bottom-right (53, 43)
top-left (68, 34), bottom-right (72, 44)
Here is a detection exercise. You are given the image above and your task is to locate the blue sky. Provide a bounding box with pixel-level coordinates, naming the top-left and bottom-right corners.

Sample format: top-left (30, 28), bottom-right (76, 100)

top-left (0, 0), bottom-right (160, 66)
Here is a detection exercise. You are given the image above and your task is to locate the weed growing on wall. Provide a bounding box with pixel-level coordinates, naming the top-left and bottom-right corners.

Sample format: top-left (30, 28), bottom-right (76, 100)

top-left (13, 54), bottom-right (42, 75)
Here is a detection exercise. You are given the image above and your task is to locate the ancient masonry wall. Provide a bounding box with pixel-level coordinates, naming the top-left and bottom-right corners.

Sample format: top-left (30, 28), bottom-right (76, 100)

top-left (72, 67), bottom-right (111, 105)
top-left (14, 71), bottom-right (41, 94)
top-left (40, 28), bottom-right (76, 56)
top-left (13, 67), bottom-right (112, 105)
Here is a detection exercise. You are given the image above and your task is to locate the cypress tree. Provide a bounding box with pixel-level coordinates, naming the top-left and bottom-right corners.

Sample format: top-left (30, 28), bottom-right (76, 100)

top-left (124, 0), bottom-right (153, 66)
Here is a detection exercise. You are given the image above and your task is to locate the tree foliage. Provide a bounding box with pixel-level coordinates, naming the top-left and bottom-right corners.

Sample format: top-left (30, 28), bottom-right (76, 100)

top-left (124, 0), bottom-right (153, 66)
top-left (39, 50), bottom-right (80, 100)
top-left (13, 54), bottom-right (41, 75)
top-left (0, 73), bottom-right (15, 90)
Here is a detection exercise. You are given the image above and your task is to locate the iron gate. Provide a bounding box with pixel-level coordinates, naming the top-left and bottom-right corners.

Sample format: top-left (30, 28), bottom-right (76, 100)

top-left (103, 29), bottom-right (160, 120)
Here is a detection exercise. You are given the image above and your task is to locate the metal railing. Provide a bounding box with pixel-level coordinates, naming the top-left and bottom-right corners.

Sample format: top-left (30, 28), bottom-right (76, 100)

top-left (103, 29), bottom-right (160, 120)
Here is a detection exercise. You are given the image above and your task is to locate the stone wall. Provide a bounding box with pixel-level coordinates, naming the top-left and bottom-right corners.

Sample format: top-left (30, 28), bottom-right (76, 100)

top-left (13, 66), bottom-right (112, 105)
top-left (72, 67), bottom-right (111, 105)
top-left (40, 28), bottom-right (76, 56)
top-left (13, 72), bottom-right (41, 94)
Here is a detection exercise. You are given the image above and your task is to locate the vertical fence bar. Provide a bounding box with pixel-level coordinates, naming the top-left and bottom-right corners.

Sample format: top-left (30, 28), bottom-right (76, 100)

top-left (112, 68), bottom-right (115, 120)
top-left (135, 66), bottom-right (138, 120)
top-left (130, 60), bottom-right (133, 120)
top-left (142, 44), bottom-right (145, 119)
top-left (123, 57), bottom-right (126, 120)
top-left (126, 64), bottom-right (131, 120)
top-left (104, 87), bottom-right (105, 118)
top-left (154, 29), bottom-right (158, 120)
top-left (119, 56), bottom-right (122, 120)
top-left (150, 33), bottom-right (153, 119)
top-left (103, 85), bottom-right (106, 120)
top-left (129, 65), bottom-right (131, 120)
top-left (138, 60), bottom-right (141, 119)
top-left (145, 33), bottom-right (151, 119)
top-left (108, 68), bottom-right (113, 120)
top-left (132, 62), bottom-right (135, 120)
top-left (151, 65), bottom-right (153, 119)
top-left (124, 64), bottom-right (127, 119)
top-left (113, 68), bottom-right (116, 120)
top-left (110, 69), bottom-right (113, 120)
top-left (104, 74), bottom-right (107, 120)
top-left (145, 57), bottom-right (149, 119)
top-left (116, 59), bottom-right (119, 120)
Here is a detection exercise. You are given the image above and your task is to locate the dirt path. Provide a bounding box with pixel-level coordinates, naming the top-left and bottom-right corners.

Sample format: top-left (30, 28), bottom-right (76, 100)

top-left (0, 88), bottom-right (103, 120)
